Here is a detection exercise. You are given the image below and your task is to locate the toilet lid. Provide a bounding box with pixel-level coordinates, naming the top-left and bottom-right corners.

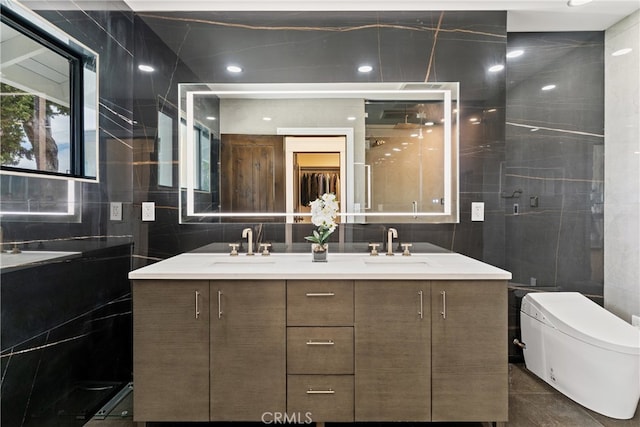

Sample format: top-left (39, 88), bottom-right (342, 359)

top-left (524, 292), bottom-right (640, 355)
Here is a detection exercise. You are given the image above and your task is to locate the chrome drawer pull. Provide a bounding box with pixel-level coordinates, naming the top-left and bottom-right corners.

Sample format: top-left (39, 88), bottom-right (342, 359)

top-left (418, 290), bottom-right (423, 319)
top-left (306, 340), bottom-right (335, 346)
top-left (307, 389), bottom-right (335, 394)
top-left (440, 290), bottom-right (446, 319)
top-left (305, 292), bottom-right (335, 297)
top-left (218, 290), bottom-right (223, 319)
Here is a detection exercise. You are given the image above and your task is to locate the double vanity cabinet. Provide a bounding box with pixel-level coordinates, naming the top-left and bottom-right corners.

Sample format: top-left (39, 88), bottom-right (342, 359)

top-left (129, 252), bottom-right (511, 424)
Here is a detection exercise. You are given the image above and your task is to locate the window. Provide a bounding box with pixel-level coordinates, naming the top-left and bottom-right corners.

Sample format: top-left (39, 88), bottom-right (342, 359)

top-left (0, 2), bottom-right (98, 180)
top-left (180, 119), bottom-right (212, 192)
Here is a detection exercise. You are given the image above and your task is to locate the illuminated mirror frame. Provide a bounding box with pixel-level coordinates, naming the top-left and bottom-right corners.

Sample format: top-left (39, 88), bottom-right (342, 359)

top-left (179, 82), bottom-right (458, 223)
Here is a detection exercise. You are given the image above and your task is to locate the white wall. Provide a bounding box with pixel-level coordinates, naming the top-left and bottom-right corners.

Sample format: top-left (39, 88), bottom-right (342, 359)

top-left (604, 10), bottom-right (640, 322)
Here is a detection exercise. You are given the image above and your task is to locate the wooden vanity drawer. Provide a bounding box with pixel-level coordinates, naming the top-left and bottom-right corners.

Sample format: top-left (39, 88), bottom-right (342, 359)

top-left (287, 327), bottom-right (354, 374)
top-left (287, 280), bottom-right (353, 326)
top-left (287, 375), bottom-right (354, 422)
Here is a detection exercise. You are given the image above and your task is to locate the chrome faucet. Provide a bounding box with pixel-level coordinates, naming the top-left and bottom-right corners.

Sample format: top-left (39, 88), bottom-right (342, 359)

top-left (386, 227), bottom-right (398, 256)
top-left (242, 227), bottom-right (254, 255)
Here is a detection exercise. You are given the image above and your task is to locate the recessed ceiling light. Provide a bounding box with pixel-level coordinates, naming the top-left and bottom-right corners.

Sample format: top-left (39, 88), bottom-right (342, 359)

top-left (488, 64), bottom-right (504, 72)
top-left (226, 65), bottom-right (243, 73)
top-left (567, 0), bottom-right (593, 6)
top-left (262, 117), bottom-right (272, 121)
top-left (507, 49), bottom-right (524, 58)
top-left (206, 116), bottom-right (217, 121)
top-left (358, 65), bottom-right (373, 73)
top-left (138, 64), bottom-right (155, 72)
top-left (347, 116), bottom-right (356, 121)
top-left (612, 48), bottom-right (632, 56)
top-left (542, 84), bottom-right (557, 91)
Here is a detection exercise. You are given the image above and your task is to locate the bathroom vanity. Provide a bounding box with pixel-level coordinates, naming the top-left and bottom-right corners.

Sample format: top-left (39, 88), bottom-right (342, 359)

top-left (129, 252), bottom-right (511, 424)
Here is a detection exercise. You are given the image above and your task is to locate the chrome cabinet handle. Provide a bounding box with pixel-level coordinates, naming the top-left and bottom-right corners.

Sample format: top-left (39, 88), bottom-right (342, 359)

top-left (195, 291), bottom-right (200, 319)
top-left (440, 290), bottom-right (446, 319)
top-left (217, 290), bottom-right (223, 319)
top-left (306, 340), bottom-right (335, 346)
top-left (305, 292), bottom-right (335, 297)
top-left (307, 389), bottom-right (335, 394)
top-left (418, 290), bottom-right (424, 319)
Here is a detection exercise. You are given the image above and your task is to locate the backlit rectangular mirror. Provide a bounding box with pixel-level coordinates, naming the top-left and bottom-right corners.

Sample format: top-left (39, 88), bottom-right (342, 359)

top-left (178, 82), bottom-right (458, 224)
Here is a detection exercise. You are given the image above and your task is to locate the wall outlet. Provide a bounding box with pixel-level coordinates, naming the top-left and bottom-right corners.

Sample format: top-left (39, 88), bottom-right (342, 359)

top-left (110, 202), bottom-right (122, 221)
top-left (471, 202), bottom-right (484, 221)
top-left (142, 202), bottom-right (155, 221)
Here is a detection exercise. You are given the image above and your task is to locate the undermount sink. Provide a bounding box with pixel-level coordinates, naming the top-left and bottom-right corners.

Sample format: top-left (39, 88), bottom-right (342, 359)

top-left (210, 256), bottom-right (277, 265)
top-left (362, 256), bottom-right (430, 265)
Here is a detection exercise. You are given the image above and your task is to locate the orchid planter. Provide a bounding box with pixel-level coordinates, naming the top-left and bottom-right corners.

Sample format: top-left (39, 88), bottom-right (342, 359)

top-left (311, 243), bottom-right (328, 262)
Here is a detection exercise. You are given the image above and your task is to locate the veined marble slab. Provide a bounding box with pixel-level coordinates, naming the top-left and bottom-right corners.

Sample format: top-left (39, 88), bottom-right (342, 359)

top-left (129, 252), bottom-right (511, 281)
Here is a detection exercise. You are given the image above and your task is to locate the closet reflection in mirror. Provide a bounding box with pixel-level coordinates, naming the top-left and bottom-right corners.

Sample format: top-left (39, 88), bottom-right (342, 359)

top-left (178, 83), bottom-right (458, 223)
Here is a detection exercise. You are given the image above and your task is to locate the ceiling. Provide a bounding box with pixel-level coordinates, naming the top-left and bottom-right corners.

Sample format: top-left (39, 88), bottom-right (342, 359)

top-left (120, 0), bottom-right (640, 32)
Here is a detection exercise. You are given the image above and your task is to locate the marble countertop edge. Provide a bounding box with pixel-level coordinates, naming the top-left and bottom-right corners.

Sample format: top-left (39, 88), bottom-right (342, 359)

top-left (128, 252), bottom-right (512, 281)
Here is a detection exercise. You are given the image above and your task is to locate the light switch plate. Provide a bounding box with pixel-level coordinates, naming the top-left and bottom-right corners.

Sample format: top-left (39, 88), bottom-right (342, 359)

top-left (110, 202), bottom-right (122, 221)
top-left (142, 202), bottom-right (155, 221)
top-left (471, 202), bottom-right (484, 221)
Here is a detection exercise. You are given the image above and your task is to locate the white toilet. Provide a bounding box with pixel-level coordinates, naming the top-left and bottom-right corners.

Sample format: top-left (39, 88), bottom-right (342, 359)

top-left (520, 292), bottom-right (640, 419)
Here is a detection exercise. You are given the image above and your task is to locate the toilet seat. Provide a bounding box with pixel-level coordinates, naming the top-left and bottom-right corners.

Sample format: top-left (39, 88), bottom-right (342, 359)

top-left (522, 292), bottom-right (640, 355)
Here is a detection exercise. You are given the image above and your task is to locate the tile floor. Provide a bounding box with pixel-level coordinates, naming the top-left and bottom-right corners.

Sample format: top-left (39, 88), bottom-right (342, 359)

top-left (84, 364), bottom-right (640, 427)
top-left (508, 364), bottom-right (639, 427)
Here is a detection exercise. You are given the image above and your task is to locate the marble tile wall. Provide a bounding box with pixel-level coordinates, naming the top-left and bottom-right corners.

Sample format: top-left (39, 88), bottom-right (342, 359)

top-left (1, 243), bottom-right (133, 426)
top-left (132, 10), bottom-right (508, 265)
top-left (505, 32), bottom-right (605, 292)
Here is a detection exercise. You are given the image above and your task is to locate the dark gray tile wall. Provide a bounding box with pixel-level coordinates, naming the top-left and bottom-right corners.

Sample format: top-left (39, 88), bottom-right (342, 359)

top-left (133, 11), bottom-right (508, 264)
top-left (505, 32), bottom-right (604, 289)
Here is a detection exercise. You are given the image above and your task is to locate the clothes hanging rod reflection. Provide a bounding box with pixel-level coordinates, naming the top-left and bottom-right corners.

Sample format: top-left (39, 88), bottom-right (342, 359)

top-left (501, 189), bottom-right (523, 199)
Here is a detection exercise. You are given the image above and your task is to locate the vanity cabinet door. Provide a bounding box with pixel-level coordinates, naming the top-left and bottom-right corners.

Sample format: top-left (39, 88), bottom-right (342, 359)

top-left (431, 280), bottom-right (508, 422)
top-left (354, 280), bottom-right (431, 421)
top-left (211, 280), bottom-right (286, 420)
top-left (133, 280), bottom-right (210, 422)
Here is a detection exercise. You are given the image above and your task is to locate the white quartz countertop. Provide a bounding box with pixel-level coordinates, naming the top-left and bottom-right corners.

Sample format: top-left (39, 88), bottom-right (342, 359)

top-left (129, 252), bottom-right (512, 281)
